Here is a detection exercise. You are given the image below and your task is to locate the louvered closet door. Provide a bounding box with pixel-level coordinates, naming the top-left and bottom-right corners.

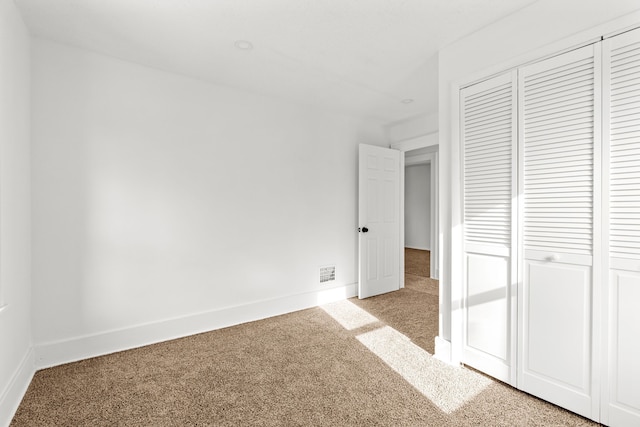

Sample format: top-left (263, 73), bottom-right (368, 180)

top-left (518, 44), bottom-right (601, 420)
top-left (602, 28), bottom-right (640, 427)
top-left (461, 71), bottom-right (517, 384)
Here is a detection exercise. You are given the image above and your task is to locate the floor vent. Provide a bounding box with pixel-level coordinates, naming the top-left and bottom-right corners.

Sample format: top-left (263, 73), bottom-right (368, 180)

top-left (320, 266), bottom-right (336, 283)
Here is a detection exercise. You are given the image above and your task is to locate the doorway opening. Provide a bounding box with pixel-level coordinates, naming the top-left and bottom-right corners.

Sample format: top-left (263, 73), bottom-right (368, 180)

top-left (403, 145), bottom-right (438, 281)
top-left (350, 146), bottom-right (440, 355)
top-left (401, 147), bottom-right (439, 352)
top-left (355, 140), bottom-right (440, 354)
top-left (404, 248), bottom-right (437, 294)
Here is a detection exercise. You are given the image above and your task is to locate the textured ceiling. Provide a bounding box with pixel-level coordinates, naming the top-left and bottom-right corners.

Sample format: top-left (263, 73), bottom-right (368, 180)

top-left (16, 0), bottom-right (538, 124)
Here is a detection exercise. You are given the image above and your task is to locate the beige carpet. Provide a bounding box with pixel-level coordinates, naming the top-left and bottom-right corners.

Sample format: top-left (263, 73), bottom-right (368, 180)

top-left (11, 251), bottom-right (598, 426)
top-left (405, 247), bottom-right (430, 278)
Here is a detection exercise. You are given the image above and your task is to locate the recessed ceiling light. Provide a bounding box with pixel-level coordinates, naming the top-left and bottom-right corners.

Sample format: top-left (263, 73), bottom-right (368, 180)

top-left (234, 40), bottom-right (253, 50)
top-left (401, 99), bottom-right (414, 104)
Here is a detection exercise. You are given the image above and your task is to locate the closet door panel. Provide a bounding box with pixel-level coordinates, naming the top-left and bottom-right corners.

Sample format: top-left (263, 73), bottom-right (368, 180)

top-left (524, 261), bottom-right (591, 391)
top-left (607, 271), bottom-right (640, 427)
top-left (518, 44), bottom-right (600, 420)
top-left (603, 27), bottom-right (640, 427)
top-left (461, 71), bottom-right (517, 384)
top-left (466, 254), bottom-right (508, 360)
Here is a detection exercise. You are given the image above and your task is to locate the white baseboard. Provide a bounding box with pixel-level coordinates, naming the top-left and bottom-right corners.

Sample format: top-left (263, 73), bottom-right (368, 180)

top-left (404, 245), bottom-right (431, 251)
top-left (434, 335), bottom-right (455, 365)
top-left (35, 283), bottom-right (357, 370)
top-left (0, 347), bottom-right (35, 427)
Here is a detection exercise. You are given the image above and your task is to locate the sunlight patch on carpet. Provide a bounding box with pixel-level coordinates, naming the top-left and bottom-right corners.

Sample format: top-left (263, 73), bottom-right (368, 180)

top-left (320, 299), bottom-right (379, 330)
top-left (321, 300), bottom-right (492, 414)
top-left (356, 326), bottom-right (492, 414)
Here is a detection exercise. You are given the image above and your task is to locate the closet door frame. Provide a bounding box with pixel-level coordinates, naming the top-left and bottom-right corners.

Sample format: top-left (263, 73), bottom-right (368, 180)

top-left (450, 15), bottom-right (640, 427)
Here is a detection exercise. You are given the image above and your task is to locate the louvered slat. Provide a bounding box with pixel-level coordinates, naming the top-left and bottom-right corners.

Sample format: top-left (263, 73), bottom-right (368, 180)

top-left (522, 50), bottom-right (595, 256)
top-left (610, 39), bottom-right (640, 258)
top-left (462, 74), bottom-right (514, 248)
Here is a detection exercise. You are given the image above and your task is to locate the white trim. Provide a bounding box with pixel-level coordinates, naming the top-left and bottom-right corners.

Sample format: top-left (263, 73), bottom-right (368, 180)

top-left (459, 37), bottom-right (601, 92)
top-left (404, 245), bottom-right (430, 251)
top-left (602, 19), bottom-right (640, 40)
top-left (404, 154), bottom-right (432, 166)
top-left (400, 154), bottom-right (405, 289)
top-left (432, 151), bottom-right (439, 280)
top-left (391, 132), bottom-right (439, 152)
top-left (452, 11), bottom-right (640, 93)
top-left (0, 304), bottom-right (7, 315)
top-left (34, 283), bottom-right (357, 370)
top-left (0, 347), bottom-right (35, 427)
top-left (434, 335), bottom-right (455, 365)
top-left (449, 80), bottom-right (463, 367)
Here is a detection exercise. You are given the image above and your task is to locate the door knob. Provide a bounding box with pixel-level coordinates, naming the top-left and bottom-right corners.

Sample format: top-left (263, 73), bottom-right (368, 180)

top-left (360, 227), bottom-right (369, 233)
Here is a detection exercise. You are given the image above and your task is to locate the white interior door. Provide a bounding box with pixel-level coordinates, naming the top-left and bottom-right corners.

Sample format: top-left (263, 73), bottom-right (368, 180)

top-left (518, 44), bottom-right (601, 420)
top-left (358, 144), bottom-right (400, 299)
top-left (602, 28), bottom-right (640, 427)
top-left (460, 71), bottom-right (518, 384)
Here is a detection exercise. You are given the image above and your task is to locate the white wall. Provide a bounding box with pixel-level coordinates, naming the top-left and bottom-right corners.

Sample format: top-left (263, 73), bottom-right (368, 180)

top-left (387, 112), bottom-right (438, 144)
top-left (438, 0), bottom-right (640, 361)
top-left (31, 39), bottom-right (387, 367)
top-left (404, 164), bottom-right (430, 250)
top-left (0, 0), bottom-right (33, 424)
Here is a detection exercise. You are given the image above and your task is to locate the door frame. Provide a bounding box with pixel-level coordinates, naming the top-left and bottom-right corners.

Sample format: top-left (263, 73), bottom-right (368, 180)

top-left (391, 133), bottom-right (440, 282)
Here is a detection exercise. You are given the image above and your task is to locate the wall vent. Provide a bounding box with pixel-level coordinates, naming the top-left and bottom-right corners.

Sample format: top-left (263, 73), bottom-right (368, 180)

top-left (319, 266), bottom-right (336, 284)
